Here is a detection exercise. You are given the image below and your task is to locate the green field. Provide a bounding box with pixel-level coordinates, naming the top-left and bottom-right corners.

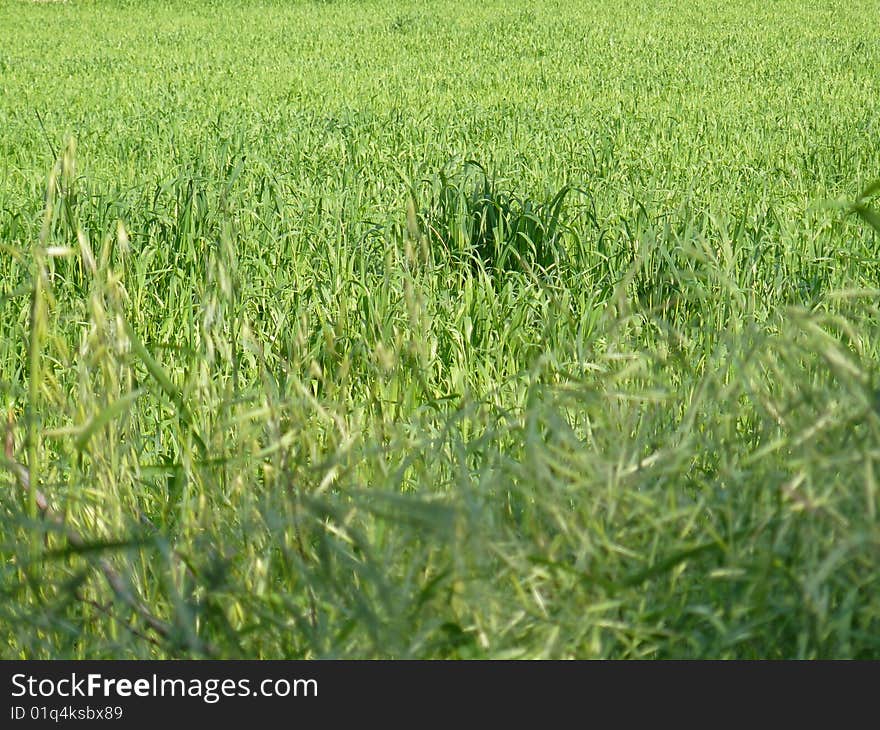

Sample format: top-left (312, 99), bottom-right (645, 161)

top-left (2, 0), bottom-right (880, 658)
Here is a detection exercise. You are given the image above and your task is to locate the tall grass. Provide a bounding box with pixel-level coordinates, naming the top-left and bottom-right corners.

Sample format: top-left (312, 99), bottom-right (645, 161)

top-left (1, 0), bottom-right (879, 658)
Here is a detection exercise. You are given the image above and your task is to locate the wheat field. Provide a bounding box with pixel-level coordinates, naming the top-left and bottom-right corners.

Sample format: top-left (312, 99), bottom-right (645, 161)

top-left (1, 0), bottom-right (880, 658)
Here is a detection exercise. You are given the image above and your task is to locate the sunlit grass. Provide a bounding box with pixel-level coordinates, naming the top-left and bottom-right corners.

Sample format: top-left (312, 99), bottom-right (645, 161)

top-left (1, 0), bottom-right (880, 659)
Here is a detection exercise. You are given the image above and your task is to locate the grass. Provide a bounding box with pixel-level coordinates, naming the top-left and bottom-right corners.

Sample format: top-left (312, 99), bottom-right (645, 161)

top-left (1, 0), bottom-right (880, 658)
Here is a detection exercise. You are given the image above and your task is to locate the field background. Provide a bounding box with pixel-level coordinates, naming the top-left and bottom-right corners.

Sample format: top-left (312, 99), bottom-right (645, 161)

top-left (2, 0), bottom-right (880, 658)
